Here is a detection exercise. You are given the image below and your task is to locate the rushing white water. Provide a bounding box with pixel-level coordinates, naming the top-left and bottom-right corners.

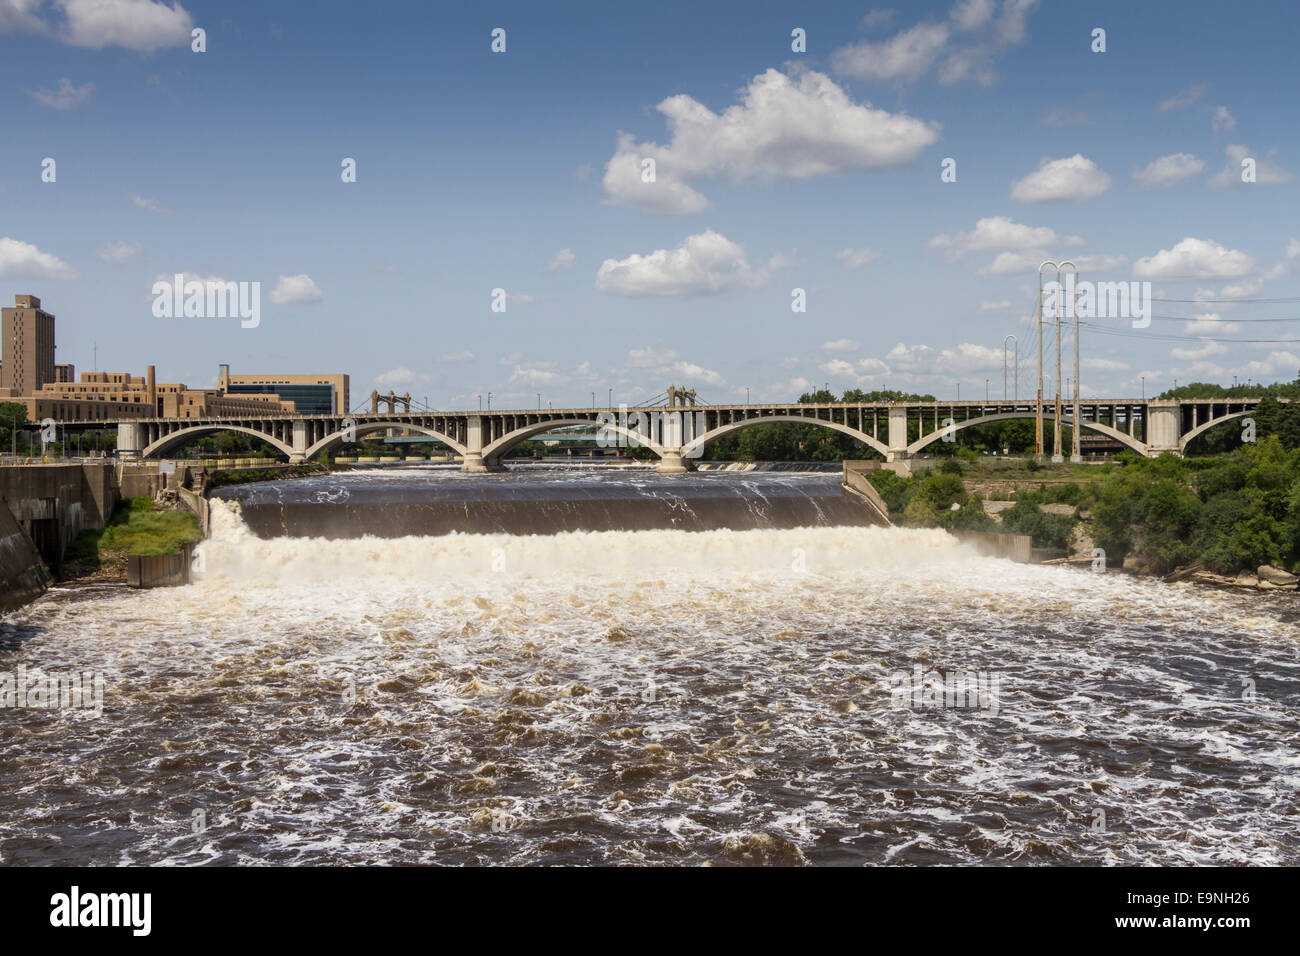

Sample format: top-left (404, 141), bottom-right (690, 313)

top-left (2, 497), bottom-right (1297, 866)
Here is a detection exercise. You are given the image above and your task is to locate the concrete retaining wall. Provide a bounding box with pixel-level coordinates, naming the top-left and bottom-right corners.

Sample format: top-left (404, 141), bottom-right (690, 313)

top-left (950, 530), bottom-right (1034, 563)
top-left (0, 463), bottom-right (119, 575)
top-left (0, 496), bottom-right (52, 611)
top-left (841, 461), bottom-right (891, 526)
top-left (175, 486), bottom-right (210, 535)
top-left (126, 544), bottom-right (193, 589)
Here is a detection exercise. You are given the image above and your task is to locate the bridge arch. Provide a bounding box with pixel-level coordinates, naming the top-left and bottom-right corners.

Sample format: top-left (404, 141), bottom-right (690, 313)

top-left (481, 418), bottom-right (666, 465)
top-left (1178, 409), bottom-right (1252, 453)
top-left (305, 421), bottom-right (467, 460)
top-left (905, 410), bottom-right (1149, 456)
top-left (141, 424), bottom-right (294, 460)
top-left (681, 415), bottom-right (891, 460)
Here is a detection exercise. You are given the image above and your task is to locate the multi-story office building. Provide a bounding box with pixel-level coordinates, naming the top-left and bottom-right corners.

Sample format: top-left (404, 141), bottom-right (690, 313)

top-left (3, 295), bottom-right (350, 422)
top-left (218, 365), bottom-right (350, 415)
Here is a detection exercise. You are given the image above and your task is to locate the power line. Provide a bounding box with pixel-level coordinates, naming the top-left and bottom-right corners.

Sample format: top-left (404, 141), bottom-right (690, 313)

top-left (1151, 296), bottom-right (1300, 304)
top-left (1080, 322), bottom-right (1300, 345)
top-left (1145, 314), bottom-right (1300, 323)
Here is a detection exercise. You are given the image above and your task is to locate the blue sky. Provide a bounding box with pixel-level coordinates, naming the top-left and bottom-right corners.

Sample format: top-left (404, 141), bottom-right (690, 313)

top-left (1, 0), bottom-right (1297, 410)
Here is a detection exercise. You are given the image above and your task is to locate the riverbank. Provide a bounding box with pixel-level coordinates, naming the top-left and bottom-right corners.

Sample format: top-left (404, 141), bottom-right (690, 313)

top-left (866, 440), bottom-right (1300, 591)
top-left (61, 496), bottom-right (200, 585)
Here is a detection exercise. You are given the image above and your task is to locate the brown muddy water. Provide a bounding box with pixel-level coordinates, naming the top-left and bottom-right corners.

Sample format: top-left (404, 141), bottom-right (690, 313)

top-left (2, 467), bottom-right (1297, 865)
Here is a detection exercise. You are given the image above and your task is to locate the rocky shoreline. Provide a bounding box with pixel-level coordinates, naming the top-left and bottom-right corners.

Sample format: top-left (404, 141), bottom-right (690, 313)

top-left (1162, 562), bottom-right (1299, 591)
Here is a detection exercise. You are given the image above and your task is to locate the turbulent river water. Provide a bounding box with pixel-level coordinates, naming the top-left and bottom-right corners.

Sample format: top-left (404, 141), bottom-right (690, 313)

top-left (2, 466), bottom-right (1297, 865)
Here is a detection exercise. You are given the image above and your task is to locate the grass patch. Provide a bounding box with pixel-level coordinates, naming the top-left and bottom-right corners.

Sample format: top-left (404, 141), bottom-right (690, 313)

top-left (97, 496), bottom-right (202, 556)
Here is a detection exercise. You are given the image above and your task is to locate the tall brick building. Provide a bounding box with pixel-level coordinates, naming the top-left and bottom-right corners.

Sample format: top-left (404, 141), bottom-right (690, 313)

top-left (0, 294), bottom-right (56, 397)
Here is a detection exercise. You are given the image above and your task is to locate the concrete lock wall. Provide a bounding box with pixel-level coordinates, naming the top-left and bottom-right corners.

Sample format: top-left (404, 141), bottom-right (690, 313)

top-left (0, 463), bottom-right (120, 576)
top-left (0, 496), bottom-right (53, 611)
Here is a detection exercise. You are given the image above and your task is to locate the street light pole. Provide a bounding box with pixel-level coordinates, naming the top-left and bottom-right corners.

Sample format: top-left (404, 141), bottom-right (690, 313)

top-left (1003, 334), bottom-right (1017, 402)
top-left (1070, 264), bottom-right (1082, 463)
top-left (1036, 261), bottom-right (1051, 457)
top-left (1051, 261), bottom-right (1077, 464)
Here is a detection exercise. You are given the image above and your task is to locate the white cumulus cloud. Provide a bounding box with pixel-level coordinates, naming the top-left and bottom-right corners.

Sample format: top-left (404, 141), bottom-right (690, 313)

top-left (1011, 154), bottom-right (1112, 202)
top-left (269, 274), bottom-right (323, 305)
top-left (595, 230), bottom-right (765, 297)
top-left (928, 216), bottom-right (1066, 260)
top-left (821, 339), bottom-right (861, 352)
top-left (831, 0), bottom-right (1039, 87)
top-left (602, 68), bottom-right (940, 213)
top-left (374, 367), bottom-right (417, 389)
top-left (1134, 238), bottom-right (1255, 280)
top-left (56, 0), bottom-right (194, 52)
top-left (0, 236), bottom-right (77, 280)
top-left (1182, 313), bottom-right (1242, 336)
top-left (1133, 153), bottom-right (1205, 187)
top-left (1209, 145), bottom-right (1294, 187)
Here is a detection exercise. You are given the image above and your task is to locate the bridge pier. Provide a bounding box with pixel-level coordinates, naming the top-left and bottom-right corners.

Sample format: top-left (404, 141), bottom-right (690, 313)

top-left (460, 453), bottom-right (505, 473)
top-left (289, 420), bottom-right (309, 464)
top-left (656, 451), bottom-right (696, 474)
top-left (886, 406), bottom-right (909, 462)
top-left (1146, 402), bottom-right (1181, 456)
top-left (117, 422), bottom-right (143, 461)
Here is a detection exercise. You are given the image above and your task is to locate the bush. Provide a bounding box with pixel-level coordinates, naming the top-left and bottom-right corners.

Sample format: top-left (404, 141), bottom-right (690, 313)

top-left (1000, 499), bottom-right (1075, 551)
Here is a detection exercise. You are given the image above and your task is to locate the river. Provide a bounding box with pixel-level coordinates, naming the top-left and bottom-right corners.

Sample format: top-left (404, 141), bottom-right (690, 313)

top-left (2, 466), bottom-right (1297, 865)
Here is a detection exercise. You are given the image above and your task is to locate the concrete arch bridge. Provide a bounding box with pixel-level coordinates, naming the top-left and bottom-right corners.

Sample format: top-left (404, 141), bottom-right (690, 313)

top-left (111, 397), bottom-right (1267, 473)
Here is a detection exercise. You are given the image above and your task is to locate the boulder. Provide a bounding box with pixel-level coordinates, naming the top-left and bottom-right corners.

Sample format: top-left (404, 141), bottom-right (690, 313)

top-left (1257, 565), bottom-right (1299, 586)
top-left (1234, 572), bottom-right (1259, 588)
